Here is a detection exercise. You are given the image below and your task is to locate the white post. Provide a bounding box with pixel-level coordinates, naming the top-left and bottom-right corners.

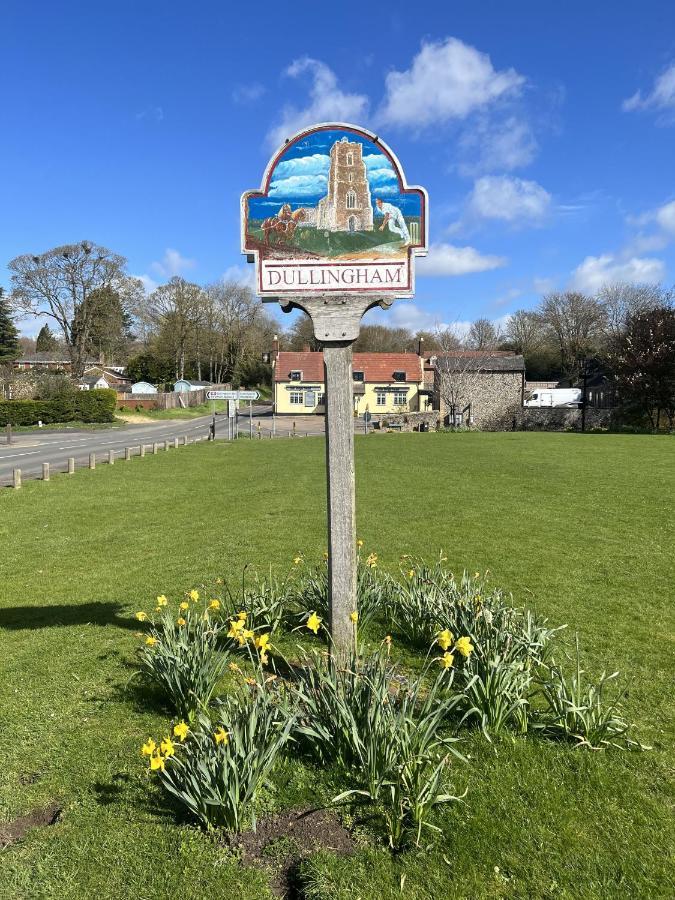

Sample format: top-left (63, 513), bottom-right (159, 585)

top-left (323, 343), bottom-right (357, 656)
top-left (140, 444), bottom-right (146, 457)
top-left (68, 457), bottom-right (75, 474)
top-left (13, 468), bottom-right (21, 489)
top-left (249, 401), bottom-right (253, 439)
top-left (108, 449), bottom-right (115, 465)
top-left (89, 453), bottom-right (96, 470)
top-left (125, 447), bottom-right (131, 461)
top-left (153, 442), bottom-right (158, 454)
top-left (42, 462), bottom-right (50, 481)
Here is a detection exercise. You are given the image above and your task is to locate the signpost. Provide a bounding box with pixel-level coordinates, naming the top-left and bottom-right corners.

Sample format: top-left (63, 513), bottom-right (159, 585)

top-left (206, 389), bottom-right (260, 401)
top-left (242, 122), bottom-right (427, 654)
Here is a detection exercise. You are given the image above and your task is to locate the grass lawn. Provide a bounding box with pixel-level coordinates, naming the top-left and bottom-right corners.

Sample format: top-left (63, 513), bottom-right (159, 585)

top-left (1, 433), bottom-right (673, 898)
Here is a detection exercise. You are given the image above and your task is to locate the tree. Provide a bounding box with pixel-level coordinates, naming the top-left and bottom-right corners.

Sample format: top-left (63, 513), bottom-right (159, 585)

top-left (72, 286), bottom-right (135, 364)
top-left (126, 351), bottom-right (175, 387)
top-left (467, 317), bottom-right (501, 350)
top-left (148, 277), bottom-right (204, 380)
top-left (286, 315), bottom-right (321, 352)
top-left (353, 324), bottom-right (413, 352)
top-left (35, 323), bottom-right (59, 353)
top-left (0, 288), bottom-right (20, 363)
top-left (539, 291), bottom-right (605, 377)
top-left (8, 241), bottom-right (142, 375)
top-left (606, 305), bottom-right (675, 430)
top-left (596, 281), bottom-right (673, 340)
top-left (433, 329), bottom-right (501, 425)
top-left (504, 310), bottom-right (545, 357)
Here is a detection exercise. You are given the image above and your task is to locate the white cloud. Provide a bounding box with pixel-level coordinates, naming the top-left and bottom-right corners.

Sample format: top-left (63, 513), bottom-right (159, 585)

top-left (571, 254), bottom-right (665, 293)
top-left (417, 243), bottom-right (507, 277)
top-left (267, 58), bottom-right (369, 148)
top-left (274, 153), bottom-right (330, 178)
top-left (150, 248), bottom-right (196, 278)
top-left (232, 83), bottom-right (266, 104)
top-left (268, 174), bottom-right (328, 198)
top-left (133, 273), bottom-right (159, 294)
top-left (465, 175), bottom-right (551, 225)
top-left (623, 62), bottom-right (675, 116)
top-left (655, 199), bottom-right (675, 233)
top-left (135, 106), bottom-right (164, 123)
top-left (533, 276), bottom-right (556, 294)
top-left (222, 265), bottom-right (255, 288)
top-left (364, 302), bottom-right (450, 332)
top-left (378, 37), bottom-right (524, 129)
top-left (457, 116), bottom-right (538, 175)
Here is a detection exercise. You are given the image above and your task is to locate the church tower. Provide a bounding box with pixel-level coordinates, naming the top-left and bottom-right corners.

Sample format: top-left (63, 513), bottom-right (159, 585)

top-left (317, 137), bottom-right (374, 232)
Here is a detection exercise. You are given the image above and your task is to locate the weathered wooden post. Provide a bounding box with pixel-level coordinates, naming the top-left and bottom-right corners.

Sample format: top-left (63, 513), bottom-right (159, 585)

top-left (108, 449), bottom-right (115, 465)
top-left (6, 423), bottom-right (11, 445)
top-left (242, 123), bottom-right (427, 655)
top-left (89, 453), bottom-right (96, 470)
top-left (42, 462), bottom-right (50, 481)
top-left (125, 446), bottom-right (131, 461)
top-left (173, 437), bottom-right (179, 449)
top-left (140, 444), bottom-right (146, 457)
top-left (153, 442), bottom-right (158, 455)
top-left (13, 468), bottom-right (21, 489)
top-left (182, 434), bottom-right (188, 446)
top-left (68, 457), bottom-right (75, 474)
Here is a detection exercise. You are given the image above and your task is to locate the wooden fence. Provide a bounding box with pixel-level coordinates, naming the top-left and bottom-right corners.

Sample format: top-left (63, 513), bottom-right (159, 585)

top-left (116, 385), bottom-right (230, 411)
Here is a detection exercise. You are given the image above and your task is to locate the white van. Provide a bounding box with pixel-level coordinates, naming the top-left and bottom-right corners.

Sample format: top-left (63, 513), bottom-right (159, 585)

top-left (524, 388), bottom-right (582, 408)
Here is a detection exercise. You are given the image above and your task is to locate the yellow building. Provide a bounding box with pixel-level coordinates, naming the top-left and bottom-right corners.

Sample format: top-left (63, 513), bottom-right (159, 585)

top-left (273, 347), bottom-right (430, 415)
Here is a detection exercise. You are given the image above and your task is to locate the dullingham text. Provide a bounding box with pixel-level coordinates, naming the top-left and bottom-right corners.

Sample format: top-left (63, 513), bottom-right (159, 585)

top-left (260, 260), bottom-right (410, 294)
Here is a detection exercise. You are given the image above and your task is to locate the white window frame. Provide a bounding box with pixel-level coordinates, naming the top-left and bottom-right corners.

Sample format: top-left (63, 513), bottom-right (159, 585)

top-left (346, 190), bottom-right (357, 210)
top-left (393, 390), bottom-right (408, 407)
top-left (376, 391), bottom-right (387, 407)
top-left (346, 152), bottom-right (354, 165)
top-left (289, 390), bottom-right (303, 405)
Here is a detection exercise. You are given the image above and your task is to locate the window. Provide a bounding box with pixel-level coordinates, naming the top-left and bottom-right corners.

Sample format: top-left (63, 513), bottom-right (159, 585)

top-left (393, 390), bottom-right (408, 407)
top-left (346, 190), bottom-right (357, 209)
top-left (289, 390), bottom-right (303, 405)
top-left (376, 392), bottom-right (386, 407)
top-left (346, 152), bottom-right (354, 165)
top-left (289, 370), bottom-right (302, 382)
top-left (348, 172), bottom-right (353, 183)
top-left (304, 391), bottom-right (316, 407)
top-left (353, 371), bottom-right (364, 382)
top-left (392, 371), bottom-right (406, 382)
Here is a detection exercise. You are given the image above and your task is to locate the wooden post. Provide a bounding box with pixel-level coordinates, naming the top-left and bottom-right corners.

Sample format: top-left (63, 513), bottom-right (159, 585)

top-left (153, 442), bottom-right (158, 454)
top-left (182, 435), bottom-right (188, 446)
top-left (68, 457), bottom-right (75, 474)
top-left (323, 343), bottom-right (357, 656)
top-left (42, 462), bottom-right (50, 481)
top-left (125, 447), bottom-right (131, 461)
top-left (108, 449), bottom-right (115, 465)
top-left (89, 452), bottom-right (96, 470)
top-left (6, 423), bottom-right (11, 445)
top-left (173, 437), bottom-right (179, 449)
top-left (13, 468), bottom-right (21, 489)
top-left (140, 443), bottom-right (146, 457)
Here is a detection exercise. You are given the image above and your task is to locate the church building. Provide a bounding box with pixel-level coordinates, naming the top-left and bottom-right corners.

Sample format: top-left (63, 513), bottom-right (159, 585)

top-left (316, 137), bottom-right (374, 233)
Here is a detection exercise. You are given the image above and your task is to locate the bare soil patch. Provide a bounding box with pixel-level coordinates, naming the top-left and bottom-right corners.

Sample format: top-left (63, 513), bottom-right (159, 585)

top-left (0, 804), bottom-right (62, 850)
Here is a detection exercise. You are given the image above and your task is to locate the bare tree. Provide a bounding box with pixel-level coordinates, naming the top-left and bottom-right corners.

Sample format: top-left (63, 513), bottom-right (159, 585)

top-left (203, 281), bottom-right (273, 384)
top-left (148, 277), bottom-right (204, 380)
top-left (539, 291), bottom-right (605, 376)
top-left (432, 328), bottom-right (501, 425)
top-left (467, 317), bottom-right (502, 350)
top-left (8, 241), bottom-right (141, 375)
top-left (504, 309), bottom-right (546, 356)
top-left (596, 281), bottom-right (673, 340)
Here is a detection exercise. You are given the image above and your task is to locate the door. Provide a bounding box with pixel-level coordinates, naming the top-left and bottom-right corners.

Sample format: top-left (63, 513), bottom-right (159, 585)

top-left (348, 216), bottom-right (357, 232)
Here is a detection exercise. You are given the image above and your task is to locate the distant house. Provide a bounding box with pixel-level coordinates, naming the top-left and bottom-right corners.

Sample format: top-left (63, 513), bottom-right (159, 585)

top-left (130, 381), bottom-right (158, 395)
top-left (84, 365), bottom-right (132, 391)
top-left (173, 379), bottom-right (213, 393)
top-left (272, 345), bottom-right (425, 415)
top-left (13, 352), bottom-right (74, 371)
top-left (77, 375), bottom-right (110, 391)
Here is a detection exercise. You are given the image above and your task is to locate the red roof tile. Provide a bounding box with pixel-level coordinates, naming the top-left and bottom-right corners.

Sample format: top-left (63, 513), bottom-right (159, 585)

top-left (274, 352), bottom-right (423, 383)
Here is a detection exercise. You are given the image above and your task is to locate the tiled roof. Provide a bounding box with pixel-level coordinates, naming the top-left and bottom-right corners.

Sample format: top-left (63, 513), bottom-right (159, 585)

top-left (431, 352), bottom-right (525, 373)
top-left (274, 352), bottom-right (423, 384)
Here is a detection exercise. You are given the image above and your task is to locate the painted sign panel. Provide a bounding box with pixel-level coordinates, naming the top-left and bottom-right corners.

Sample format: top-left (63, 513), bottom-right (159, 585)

top-left (241, 123), bottom-right (427, 298)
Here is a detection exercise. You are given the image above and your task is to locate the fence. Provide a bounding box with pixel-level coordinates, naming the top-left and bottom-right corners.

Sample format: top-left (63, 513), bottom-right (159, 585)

top-left (116, 385), bottom-right (230, 411)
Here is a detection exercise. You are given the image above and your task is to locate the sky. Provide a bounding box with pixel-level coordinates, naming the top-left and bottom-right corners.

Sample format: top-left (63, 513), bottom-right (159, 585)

top-left (2, 0), bottom-right (675, 337)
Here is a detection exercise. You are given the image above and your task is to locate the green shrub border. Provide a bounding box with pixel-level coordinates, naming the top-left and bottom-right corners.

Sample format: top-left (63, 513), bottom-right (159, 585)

top-left (0, 389), bottom-right (117, 426)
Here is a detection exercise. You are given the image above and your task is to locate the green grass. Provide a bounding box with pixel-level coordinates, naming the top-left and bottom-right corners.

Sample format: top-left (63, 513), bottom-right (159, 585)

top-left (1, 433), bottom-right (673, 898)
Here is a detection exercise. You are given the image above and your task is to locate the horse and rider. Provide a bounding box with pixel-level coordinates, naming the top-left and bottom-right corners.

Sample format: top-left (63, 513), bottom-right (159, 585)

top-left (261, 203), bottom-right (306, 246)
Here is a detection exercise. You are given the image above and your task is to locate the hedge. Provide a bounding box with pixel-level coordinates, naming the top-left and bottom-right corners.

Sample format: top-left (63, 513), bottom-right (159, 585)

top-left (0, 389), bottom-right (117, 426)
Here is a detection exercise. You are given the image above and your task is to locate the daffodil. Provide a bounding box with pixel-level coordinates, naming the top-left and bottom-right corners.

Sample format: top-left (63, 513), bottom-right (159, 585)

top-left (145, 636), bottom-right (158, 647)
top-left (227, 618), bottom-right (244, 639)
top-left (154, 606), bottom-right (161, 613)
top-left (242, 629), bottom-right (254, 641)
top-left (208, 599), bottom-right (220, 611)
top-left (237, 611), bottom-right (247, 621)
top-left (149, 753), bottom-right (165, 771)
top-left (255, 633), bottom-right (271, 652)
top-left (306, 612), bottom-right (322, 634)
top-left (245, 677), bottom-right (256, 687)
top-left (260, 651), bottom-right (269, 665)
top-left (173, 721), bottom-right (189, 741)
top-left (214, 727), bottom-right (229, 746)
top-left (366, 553), bottom-right (378, 568)
top-left (293, 555), bottom-right (303, 566)
top-left (384, 635), bottom-right (392, 647)
top-left (141, 738), bottom-right (156, 756)
top-left (455, 636), bottom-right (474, 658)
top-left (473, 572), bottom-right (480, 579)
top-left (357, 539), bottom-right (364, 548)
top-left (135, 611), bottom-right (148, 622)
top-left (323, 550), bottom-right (329, 561)
top-left (156, 595), bottom-right (168, 606)
top-left (437, 629), bottom-right (454, 651)
top-left (441, 651), bottom-right (454, 669)
top-left (349, 611), bottom-right (358, 624)
top-left (177, 617), bottom-right (186, 626)
top-left (179, 601), bottom-right (189, 611)
top-left (407, 569), bottom-right (415, 579)
top-left (189, 589), bottom-right (200, 602)
top-left (160, 737), bottom-right (175, 757)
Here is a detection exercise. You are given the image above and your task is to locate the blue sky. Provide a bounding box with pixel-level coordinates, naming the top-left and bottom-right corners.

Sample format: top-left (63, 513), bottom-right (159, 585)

top-left (2, 0), bottom-right (675, 336)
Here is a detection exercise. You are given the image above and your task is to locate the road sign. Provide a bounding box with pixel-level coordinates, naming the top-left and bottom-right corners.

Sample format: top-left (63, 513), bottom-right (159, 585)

top-left (206, 389), bottom-right (260, 401)
top-left (363, 411), bottom-right (372, 424)
top-left (241, 122), bottom-right (427, 655)
top-left (228, 400), bottom-right (236, 418)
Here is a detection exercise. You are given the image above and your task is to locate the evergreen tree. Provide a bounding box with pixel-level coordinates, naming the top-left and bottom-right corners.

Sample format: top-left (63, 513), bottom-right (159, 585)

top-left (35, 323), bottom-right (59, 353)
top-left (0, 288), bottom-right (21, 363)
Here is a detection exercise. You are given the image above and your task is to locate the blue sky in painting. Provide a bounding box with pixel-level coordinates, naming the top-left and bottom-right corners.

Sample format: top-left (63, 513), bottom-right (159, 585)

top-left (2, 0), bottom-right (675, 335)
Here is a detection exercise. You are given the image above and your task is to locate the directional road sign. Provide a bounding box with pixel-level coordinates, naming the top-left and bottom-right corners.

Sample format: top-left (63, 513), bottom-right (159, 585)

top-left (206, 390), bottom-right (260, 401)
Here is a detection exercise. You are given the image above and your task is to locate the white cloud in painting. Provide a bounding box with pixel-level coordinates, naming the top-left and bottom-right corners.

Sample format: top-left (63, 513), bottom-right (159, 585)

top-left (274, 153), bottom-right (330, 179)
top-left (378, 37), bottom-right (524, 129)
top-left (267, 58), bottom-right (369, 148)
top-left (465, 175), bottom-right (551, 225)
top-left (363, 153), bottom-right (398, 191)
top-left (623, 62), bottom-right (675, 118)
top-left (570, 254), bottom-right (665, 293)
top-left (268, 173), bottom-right (328, 198)
top-left (417, 243), bottom-right (507, 277)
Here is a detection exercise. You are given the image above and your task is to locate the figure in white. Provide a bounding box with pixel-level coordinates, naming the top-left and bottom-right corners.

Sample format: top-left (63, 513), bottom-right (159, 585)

top-left (375, 197), bottom-right (410, 245)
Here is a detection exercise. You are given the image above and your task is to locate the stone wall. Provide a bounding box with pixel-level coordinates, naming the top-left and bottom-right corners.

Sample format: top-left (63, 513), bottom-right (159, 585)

top-left (372, 411), bottom-right (440, 432)
top-left (437, 371), bottom-right (523, 429)
top-left (515, 407), bottom-right (615, 431)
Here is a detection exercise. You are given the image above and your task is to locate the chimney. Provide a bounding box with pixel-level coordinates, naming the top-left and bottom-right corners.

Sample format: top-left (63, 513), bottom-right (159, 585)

top-left (272, 334), bottom-right (279, 360)
top-left (417, 336), bottom-right (425, 358)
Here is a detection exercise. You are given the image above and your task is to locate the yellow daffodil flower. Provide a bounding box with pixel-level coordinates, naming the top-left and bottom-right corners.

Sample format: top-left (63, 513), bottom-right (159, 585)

top-left (306, 612), bottom-right (322, 634)
top-left (384, 635), bottom-right (392, 647)
top-left (441, 651), bottom-right (454, 669)
top-left (189, 590), bottom-right (199, 602)
top-left (455, 636), bottom-right (474, 658)
top-left (350, 611), bottom-right (358, 624)
top-left (437, 629), bottom-right (454, 651)
top-left (177, 617), bottom-right (186, 626)
top-left (156, 595), bottom-right (168, 606)
top-left (473, 572), bottom-right (480, 579)
top-left (179, 601), bottom-right (189, 611)
top-left (293, 555), bottom-right (303, 566)
top-left (145, 636), bottom-right (158, 646)
top-left (407, 569), bottom-right (415, 579)
top-left (214, 727), bottom-right (229, 746)
top-left (237, 611), bottom-right (247, 621)
top-left (366, 553), bottom-right (378, 568)
top-left (227, 619), bottom-right (244, 639)
top-left (357, 539), bottom-right (364, 548)
top-left (141, 738), bottom-right (156, 756)
top-left (149, 753), bottom-right (165, 771)
top-left (135, 611), bottom-right (148, 622)
top-left (260, 651), bottom-right (269, 665)
top-left (173, 721), bottom-right (189, 741)
top-left (208, 599), bottom-right (220, 611)
top-left (154, 606), bottom-right (161, 613)
top-left (160, 737), bottom-right (175, 757)
top-left (242, 629), bottom-right (254, 641)
top-left (254, 633), bottom-right (271, 652)
top-left (245, 677), bottom-right (256, 687)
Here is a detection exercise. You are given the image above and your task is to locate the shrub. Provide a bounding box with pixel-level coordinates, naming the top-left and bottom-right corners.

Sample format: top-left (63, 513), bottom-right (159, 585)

top-left (0, 388), bottom-right (116, 425)
top-left (146, 675), bottom-right (295, 831)
top-left (137, 592), bottom-right (230, 719)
